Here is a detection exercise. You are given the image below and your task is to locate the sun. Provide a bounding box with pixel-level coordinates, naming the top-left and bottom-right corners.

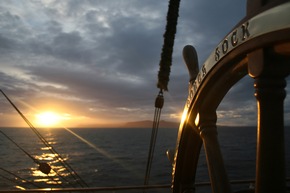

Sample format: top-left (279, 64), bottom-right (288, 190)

top-left (35, 111), bottom-right (61, 127)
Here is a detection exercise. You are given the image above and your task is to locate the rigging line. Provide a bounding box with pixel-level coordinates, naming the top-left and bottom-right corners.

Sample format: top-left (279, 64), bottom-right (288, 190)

top-left (0, 176), bottom-right (28, 191)
top-left (0, 90), bottom-right (87, 188)
top-left (0, 130), bottom-right (39, 164)
top-left (145, 0), bottom-right (181, 185)
top-left (0, 167), bottom-right (41, 188)
top-left (0, 90), bottom-right (76, 186)
top-left (0, 89), bottom-right (88, 188)
top-left (144, 91), bottom-right (164, 187)
top-left (0, 174), bottom-right (20, 187)
top-left (145, 0), bottom-right (181, 186)
top-left (145, 110), bottom-right (160, 182)
top-left (26, 124), bottom-right (84, 187)
top-left (0, 130), bottom-right (69, 188)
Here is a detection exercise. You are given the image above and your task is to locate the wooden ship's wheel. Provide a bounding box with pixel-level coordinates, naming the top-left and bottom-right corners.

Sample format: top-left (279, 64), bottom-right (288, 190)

top-left (172, 0), bottom-right (290, 193)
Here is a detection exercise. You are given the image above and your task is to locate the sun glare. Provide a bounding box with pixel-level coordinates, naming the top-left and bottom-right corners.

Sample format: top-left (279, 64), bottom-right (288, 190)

top-left (35, 112), bottom-right (61, 127)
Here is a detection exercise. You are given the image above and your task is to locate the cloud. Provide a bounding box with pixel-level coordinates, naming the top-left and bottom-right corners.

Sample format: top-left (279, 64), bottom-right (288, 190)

top-left (217, 76), bottom-right (256, 126)
top-left (2, 0), bottom-right (288, 127)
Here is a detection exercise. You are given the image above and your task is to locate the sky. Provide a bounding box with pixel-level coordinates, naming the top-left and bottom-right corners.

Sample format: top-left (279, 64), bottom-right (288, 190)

top-left (0, 0), bottom-right (289, 128)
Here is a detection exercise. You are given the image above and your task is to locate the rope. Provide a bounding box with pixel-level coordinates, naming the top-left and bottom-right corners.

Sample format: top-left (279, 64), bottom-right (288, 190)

top-left (144, 0), bottom-right (181, 188)
top-left (144, 90), bottom-right (164, 187)
top-left (0, 167), bottom-right (42, 188)
top-left (0, 89), bottom-right (88, 188)
top-left (157, 0), bottom-right (181, 91)
top-left (0, 130), bottom-right (66, 187)
top-left (144, 0), bottom-right (181, 187)
top-left (0, 130), bottom-right (40, 164)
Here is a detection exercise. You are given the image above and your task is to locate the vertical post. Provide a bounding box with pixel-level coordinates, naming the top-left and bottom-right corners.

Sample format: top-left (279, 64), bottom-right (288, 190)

top-left (248, 48), bottom-right (289, 193)
top-left (246, 0), bottom-right (290, 190)
top-left (198, 111), bottom-right (232, 193)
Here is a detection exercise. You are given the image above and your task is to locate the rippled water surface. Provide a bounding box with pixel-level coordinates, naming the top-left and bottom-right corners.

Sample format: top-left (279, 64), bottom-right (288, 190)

top-left (0, 126), bottom-right (289, 192)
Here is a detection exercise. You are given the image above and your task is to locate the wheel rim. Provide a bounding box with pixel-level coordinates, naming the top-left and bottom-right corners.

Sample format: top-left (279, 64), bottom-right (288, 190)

top-left (172, 2), bottom-right (290, 193)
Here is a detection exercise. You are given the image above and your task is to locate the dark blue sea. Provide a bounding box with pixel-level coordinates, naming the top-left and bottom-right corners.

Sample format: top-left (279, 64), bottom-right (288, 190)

top-left (0, 126), bottom-right (289, 192)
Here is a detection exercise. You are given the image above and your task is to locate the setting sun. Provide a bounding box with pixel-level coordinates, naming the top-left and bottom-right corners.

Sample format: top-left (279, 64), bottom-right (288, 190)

top-left (35, 112), bottom-right (61, 127)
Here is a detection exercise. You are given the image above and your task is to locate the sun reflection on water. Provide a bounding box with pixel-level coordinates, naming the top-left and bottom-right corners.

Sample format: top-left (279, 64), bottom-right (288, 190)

top-left (28, 132), bottom-right (74, 188)
top-left (15, 185), bottom-right (26, 190)
top-left (1, 128), bottom-right (88, 190)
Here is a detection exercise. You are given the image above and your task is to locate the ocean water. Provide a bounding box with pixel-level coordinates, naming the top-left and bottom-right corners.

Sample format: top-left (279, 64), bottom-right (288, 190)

top-left (0, 126), bottom-right (289, 192)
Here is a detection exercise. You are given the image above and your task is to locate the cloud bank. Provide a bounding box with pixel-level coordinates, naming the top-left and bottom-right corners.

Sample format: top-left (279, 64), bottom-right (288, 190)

top-left (2, 0), bottom-right (288, 127)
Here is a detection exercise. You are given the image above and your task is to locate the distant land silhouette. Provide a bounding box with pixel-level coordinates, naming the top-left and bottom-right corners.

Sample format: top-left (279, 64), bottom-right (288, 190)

top-left (122, 120), bottom-right (179, 128)
top-left (77, 120), bottom-right (179, 129)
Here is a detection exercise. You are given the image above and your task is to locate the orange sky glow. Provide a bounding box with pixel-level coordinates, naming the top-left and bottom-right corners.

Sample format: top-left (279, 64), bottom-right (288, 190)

top-left (0, 99), bottom-right (183, 128)
top-left (0, 1), bottom-right (274, 128)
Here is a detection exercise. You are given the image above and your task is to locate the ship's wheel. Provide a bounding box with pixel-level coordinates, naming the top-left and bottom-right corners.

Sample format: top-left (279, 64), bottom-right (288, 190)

top-left (172, 1), bottom-right (290, 193)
